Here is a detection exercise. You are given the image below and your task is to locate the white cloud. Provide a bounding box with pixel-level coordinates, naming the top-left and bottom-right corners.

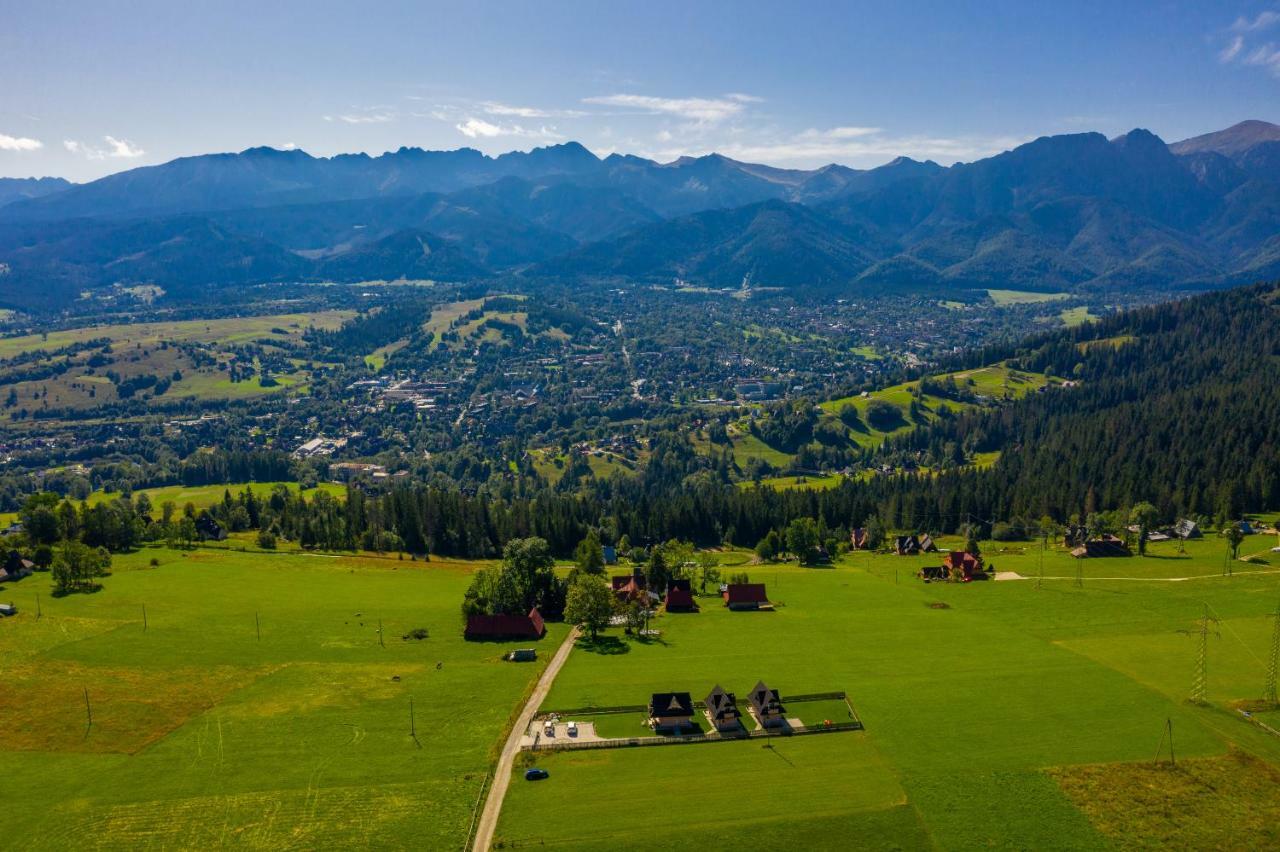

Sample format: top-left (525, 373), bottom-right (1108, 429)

top-left (582, 93), bottom-right (751, 122)
top-left (480, 101), bottom-right (587, 119)
top-left (1220, 34), bottom-right (1245, 62)
top-left (281, 142), bottom-right (298, 150)
top-left (1231, 10), bottom-right (1280, 32)
top-left (798, 126), bottom-right (883, 140)
top-left (455, 117), bottom-right (563, 140)
top-left (1219, 10), bottom-right (1280, 73)
top-left (0, 133), bottom-right (43, 151)
top-left (104, 135), bottom-right (144, 158)
top-left (1244, 42), bottom-right (1280, 74)
top-left (641, 126), bottom-right (1026, 169)
top-left (332, 111), bottom-right (394, 124)
top-left (63, 135), bottom-right (146, 160)
top-left (456, 117), bottom-right (504, 138)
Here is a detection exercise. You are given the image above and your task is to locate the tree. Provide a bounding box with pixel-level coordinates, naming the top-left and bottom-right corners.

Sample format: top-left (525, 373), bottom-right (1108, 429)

top-left (696, 553), bottom-right (721, 594)
top-left (1130, 502), bottom-right (1159, 556)
top-left (575, 528), bottom-right (605, 575)
top-left (564, 575), bottom-right (613, 640)
top-left (963, 523), bottom-right (982, 558)
top-left (785, 517), bottom-right (820, 565)
top-left (51, 541), bottom-right (110, 595)
top-left (864, 515), bottom-right (886, 550)
top-left (257, 529), bottom-right (278, 550)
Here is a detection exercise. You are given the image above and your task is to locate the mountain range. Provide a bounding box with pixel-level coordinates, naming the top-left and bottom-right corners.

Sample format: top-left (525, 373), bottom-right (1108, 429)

top-left (1, 121), bottom-right (1278, 310)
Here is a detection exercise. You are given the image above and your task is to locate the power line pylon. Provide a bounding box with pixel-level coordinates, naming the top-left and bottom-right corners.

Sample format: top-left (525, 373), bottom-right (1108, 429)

top-left (1180, 604), bottom-right (1220, 705)
top-left (1264, 600), bottom-right (1280, 707)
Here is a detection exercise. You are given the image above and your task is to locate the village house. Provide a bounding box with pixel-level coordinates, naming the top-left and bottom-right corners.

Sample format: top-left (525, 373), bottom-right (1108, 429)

top-left (665, 579), bottom-right (698, 613)
top-left (1070, 535), bottom-right (1131, 558)
top-left (723, 583), bottom-right (770, 611)
top-left (939, 551), bottom-right (985, 581)
top-left (1174, 519), bottom-right (1202, 540)
top-left (464, 607), bottom-right (547, 641)
top-left (649, 692), bottom-right (696, 732)
top-left (704, 685), bottom-right (740, 732)
top-left (611, 569), bottom-right (648, 602)
top-left (895, 535), bottom-right (922, 555)
top-left (850, 528), bottom-right (869, 550)
top-left (748, 681), bottom-right (786, 728)
top-left (0, 550), bottom-right (34, 583)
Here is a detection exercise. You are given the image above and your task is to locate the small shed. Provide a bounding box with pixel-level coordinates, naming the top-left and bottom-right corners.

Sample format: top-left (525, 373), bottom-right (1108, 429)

top-left (918, 534), bottom-right (939, 553)
top-left (850, 528), bottom-right (870, 550)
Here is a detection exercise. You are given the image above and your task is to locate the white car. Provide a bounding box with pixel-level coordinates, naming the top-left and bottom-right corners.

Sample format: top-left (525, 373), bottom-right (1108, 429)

top-left (566, 721), bottom-right (578, 737)
top-left (543, 721), bottom-right (555, 737)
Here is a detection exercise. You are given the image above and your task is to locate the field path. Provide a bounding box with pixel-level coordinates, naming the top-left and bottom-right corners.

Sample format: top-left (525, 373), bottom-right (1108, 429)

top-left (472, 626), bottom-right (580, 851)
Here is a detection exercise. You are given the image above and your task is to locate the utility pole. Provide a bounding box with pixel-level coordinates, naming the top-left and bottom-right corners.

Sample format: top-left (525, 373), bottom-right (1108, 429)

top-left (142, 603), bottom-right (147, 632)
top-left (255, 612), bottom-right (261, 641)
top-left (1153, 718), bottom-right (1175, 767)
top-left (1074, 558), bottom-right (1083, 589)
top-left (83, 687), bottom-right (93, 732)
top-left (1181, 605), bottom-right (1220, 705)
top-left (36, 592), bottom-right (41, 619)
top-left (1264, 600), bottom-right (1280, 707)
top-left (1038, 536), bottom-right (1045, 591)
top-left (378, 618), bottom-right (385, 648)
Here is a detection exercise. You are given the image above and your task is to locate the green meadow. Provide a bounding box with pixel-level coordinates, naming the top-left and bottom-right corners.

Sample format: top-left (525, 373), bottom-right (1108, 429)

top-left (497, 533), bottom-right (1280, 849)
top-left (4, 532), bottom-right (1280, 849)
top-left (0, 547), bottom-right (565, 850)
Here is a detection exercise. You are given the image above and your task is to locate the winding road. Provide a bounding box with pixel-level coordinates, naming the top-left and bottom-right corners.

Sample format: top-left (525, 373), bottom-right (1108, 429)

top-left (471, 626), bottom-right (580, 851)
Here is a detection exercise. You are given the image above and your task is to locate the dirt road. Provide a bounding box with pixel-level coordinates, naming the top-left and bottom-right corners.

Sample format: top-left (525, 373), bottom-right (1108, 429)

top-left (471, 626), bottom-right (579, 851)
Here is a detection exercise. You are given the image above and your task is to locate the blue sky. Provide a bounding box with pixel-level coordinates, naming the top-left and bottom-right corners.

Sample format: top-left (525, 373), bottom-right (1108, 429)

top-left (2, 0), bottom-right (1278, 180)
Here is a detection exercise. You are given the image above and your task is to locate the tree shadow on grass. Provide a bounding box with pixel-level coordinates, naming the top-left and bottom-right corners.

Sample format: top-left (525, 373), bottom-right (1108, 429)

top-left (576, 635), bottom-right (631, 655)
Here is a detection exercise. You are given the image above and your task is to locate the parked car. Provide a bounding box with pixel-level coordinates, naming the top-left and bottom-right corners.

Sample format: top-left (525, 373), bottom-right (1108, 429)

top-left (543, 721), bottom-right (554, 737)
top-left (566, 721), bottom-right (578, 737)
top-left (524, 768), bottom-right (549, 781)
top-left (0, 602), bottom-right (15, 617)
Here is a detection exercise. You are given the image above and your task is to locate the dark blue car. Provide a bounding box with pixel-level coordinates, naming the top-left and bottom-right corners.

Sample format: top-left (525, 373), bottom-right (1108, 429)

top-left (524, 768), bottom-right (549, 781)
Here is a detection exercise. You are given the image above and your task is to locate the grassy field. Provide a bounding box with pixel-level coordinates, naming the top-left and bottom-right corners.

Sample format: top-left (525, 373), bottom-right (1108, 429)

top-left (0, 547), bottom-right (565, 850)
top-left (0, 312), bottom-right (353, 360)
top-left (0, 311), bottom-right (354, 413)
top-left (496, 532), bottom-right (1280, 849)
top-left (6, 530), bottom-right (1279, 849)
top-left (988, 289), bottom-right (1071, 305)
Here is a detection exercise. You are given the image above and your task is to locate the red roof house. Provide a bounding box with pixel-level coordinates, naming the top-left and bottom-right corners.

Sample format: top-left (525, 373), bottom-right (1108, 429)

top-left (723, 583), bottom-right (770, 610)
top-left (942, 551), bottom-right (985, 581)
top-left (464, 607), bottom-right (547, 640)
top-left (665, 586), bottom-right (698, 612)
